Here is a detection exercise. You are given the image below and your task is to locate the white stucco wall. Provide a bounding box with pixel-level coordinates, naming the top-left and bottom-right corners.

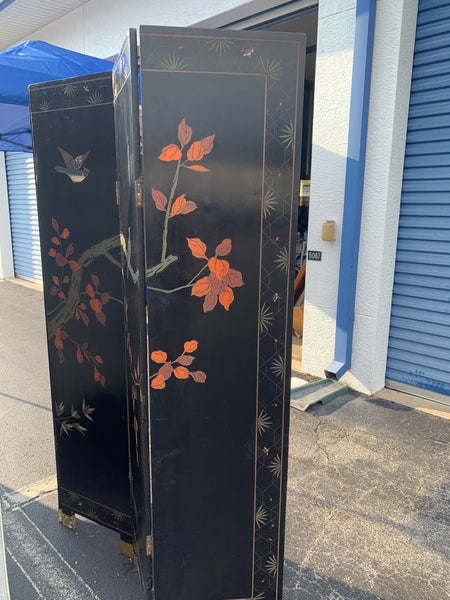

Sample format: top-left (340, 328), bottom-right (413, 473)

top-left (19, 0), bottom-right (249, 57)
top-left (302, 0), bottom-right (418, 394)
top-left (0, 152), bottom-right (14, 280)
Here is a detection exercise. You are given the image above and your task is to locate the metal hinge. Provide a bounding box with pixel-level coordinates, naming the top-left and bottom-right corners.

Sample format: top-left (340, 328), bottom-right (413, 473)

top-left (146, 534), bottom-right (153, 556)
top-left (135, 177), bottom-right (144, 207)
top-left (115, 181), bottom-right (120, 205)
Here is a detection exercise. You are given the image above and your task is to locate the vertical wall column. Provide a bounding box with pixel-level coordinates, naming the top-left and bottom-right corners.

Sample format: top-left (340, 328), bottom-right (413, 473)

top-left (302, 0), bottom-right (419, 394)
top-left (0, 151), bottom-right (14, 280)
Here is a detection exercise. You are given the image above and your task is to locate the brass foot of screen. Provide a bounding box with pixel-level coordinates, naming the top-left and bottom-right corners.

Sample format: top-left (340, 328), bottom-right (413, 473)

top-left (58, 509), bottom-right (76, 530)
top-left (120, 539), bottom-right (136, 559)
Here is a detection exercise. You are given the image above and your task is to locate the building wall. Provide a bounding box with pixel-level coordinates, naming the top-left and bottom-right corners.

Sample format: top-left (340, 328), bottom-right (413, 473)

top-left (302, 0), bottom-right (419, 394)
top-left (17, 0), bottom-right (248, 57)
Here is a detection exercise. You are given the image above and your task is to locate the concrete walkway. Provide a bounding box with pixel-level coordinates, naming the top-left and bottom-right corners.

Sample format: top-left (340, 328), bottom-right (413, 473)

top-left (1, 279), bottom-right (449, 599)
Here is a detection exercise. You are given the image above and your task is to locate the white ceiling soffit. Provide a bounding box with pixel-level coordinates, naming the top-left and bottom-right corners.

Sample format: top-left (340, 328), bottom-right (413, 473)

top-left (0, 0), bottom-right (91, 51)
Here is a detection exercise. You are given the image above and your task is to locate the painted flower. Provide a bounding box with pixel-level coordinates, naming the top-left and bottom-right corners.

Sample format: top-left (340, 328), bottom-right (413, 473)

top-left (150, 341), bottom-right (206, 390)
top-left (189, 238), bottom-right (244, 313)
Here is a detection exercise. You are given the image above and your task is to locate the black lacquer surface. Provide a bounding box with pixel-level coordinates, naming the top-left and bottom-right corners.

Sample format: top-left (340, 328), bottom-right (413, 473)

top-left (138, 26), bottom-right (306, 600)
top-left (113, 30), bottom-right (153, 592)
top-left (29, 73), bottom-right (133, 539)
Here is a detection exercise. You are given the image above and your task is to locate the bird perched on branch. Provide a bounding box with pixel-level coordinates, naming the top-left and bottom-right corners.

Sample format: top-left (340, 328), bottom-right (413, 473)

top-left (55, 147), bottom-right (91, 183)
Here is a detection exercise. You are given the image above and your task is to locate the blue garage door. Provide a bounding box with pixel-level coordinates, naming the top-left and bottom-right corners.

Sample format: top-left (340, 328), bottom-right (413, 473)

top-left (386, 0), bottom-right (450, 404)
top-left (5, 151), bottom-right (42, 283)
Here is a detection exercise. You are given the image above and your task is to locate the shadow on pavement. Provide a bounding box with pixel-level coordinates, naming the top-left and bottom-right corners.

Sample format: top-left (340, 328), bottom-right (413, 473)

top-left (283, 558), bottom-right (384, 600)
top-left (1, 482), bottom-right (143, 600)
top-left (0, 392), bottom-right (53, 413)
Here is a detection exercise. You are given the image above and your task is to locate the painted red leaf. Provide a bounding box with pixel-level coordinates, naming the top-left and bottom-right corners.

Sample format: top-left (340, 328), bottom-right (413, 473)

top-left (227, 268), bottom-right (244, 288)
top-left (187, 238), bottom-right (207, 259)
top-left (91, 274), bottom-right (100, 288)
top-left (58, 349), bottom-right (64, 364)
top-left (63, 275), bottom-right (70, 284)
top-left (100, 375), bottom-right (105, 387)
top-left (151, 350), bottom-right (168, 364)
top-left (178, 117), bottom-right (192, 148)
top-left (219, 286), bottom-right (234, 311)
top-left (69, 260), bottom-right (80, 271)
top-left (208, 257), bottom-right (229, 280)
top-left (191, 277), bottom-right (210, 298)
top-left (79, 303), bottom-right (86, 310)
top-left (80, 310), bottom-right (89, 326)
top-left (51, 236), bottom-right (60, 246)
top-left (181, 200), bottom-right (197, 214)
top-left (48, 248), bottom-right (56, 257)
top-left (94, 367), bottom-right (101, 382)
top-left (65, 243), bottom-right (74, 258)
top-left (50, 285), bottom-right (58, 296)
top-left (208, 272), bottom-right (226, 295)
top-left (201, 134), bottom-right (215, 155)
top-left (96, 311), bottom-right (106, 326)
top-left (90, 298), bottom-right (102, 313)
top-left (57, 291), bottom-right (65, 300)
top-left (55, 253), bottom-right (67, 267)
top-left (187, 140), bottom-right (205, 162)
top-left (190, 371), bottom-right (206, 383)
top-left (159, 144), bottom-right (182, 161)
top-left (77, 347), bottom-right (84, 364)
top-left (176, 355), bottom-right (195, 366)
top-left (81, 342), bottom-right (88, 350)
top-left (95, 355), bottom-right (104, 364)
top-left (171, 194), bottom-right (187, 216)
top-left (184, 165), bottom-right (210, 172)
top-left (101, 292), bottom-right (109, 305)
top-left (52, 275), bottom-right (59, 286)
top-left (159, 363), bottom-right (174, 381)
top-left (60, 228), bottom-right (70, 239)
top-left (151, 374), bottom-right (166, 389)
top-left (215, 239), bottom-right (232, 257)
top-left (174, 366), bottom-right (189, 379)
top-left (184, 340), bottom-right (198, 353)
top-left (152, 188), bottom-right (168, 211)
top-left (86, 284), bottom-right (95, 299)
top-left (203, 291), bottom-right (218, 313)
top-left (54, 336), bottom-right (63, 350)
top-left (60, 330), bottom-right (68, 340)
top-left (51, 217), bottom-right (60, 233)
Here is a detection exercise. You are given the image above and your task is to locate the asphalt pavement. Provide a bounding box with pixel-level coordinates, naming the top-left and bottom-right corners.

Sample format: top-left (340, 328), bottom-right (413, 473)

top-left (1, 279), bottom-right (449, 600)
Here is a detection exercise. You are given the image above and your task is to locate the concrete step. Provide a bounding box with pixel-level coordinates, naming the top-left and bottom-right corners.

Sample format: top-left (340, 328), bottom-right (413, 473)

top-left (290, 378), bottom-right (348, 411)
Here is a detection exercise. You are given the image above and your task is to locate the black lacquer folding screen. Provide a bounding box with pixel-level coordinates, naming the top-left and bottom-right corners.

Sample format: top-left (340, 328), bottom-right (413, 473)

top-left (113, 26), bottom-right (305, 600)
top-left (29, 73), bottom-right (133, 542)
top-left (31, 24), bottom-right (304, 600)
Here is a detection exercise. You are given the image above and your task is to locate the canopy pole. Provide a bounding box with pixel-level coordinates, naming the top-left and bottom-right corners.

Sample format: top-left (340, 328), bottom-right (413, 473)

top-left (0, 135), bottom-right (32, 150)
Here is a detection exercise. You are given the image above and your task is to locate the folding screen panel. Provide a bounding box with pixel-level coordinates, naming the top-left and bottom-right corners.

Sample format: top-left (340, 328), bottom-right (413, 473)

top-left (113, 31), bottom-right (153, 591)
top-left (124, 26), bottom-right (306, 600)
top-left (29, 73), bottom-right (133, 544)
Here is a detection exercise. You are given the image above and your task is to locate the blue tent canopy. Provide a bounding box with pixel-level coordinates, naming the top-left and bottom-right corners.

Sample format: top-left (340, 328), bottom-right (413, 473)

top-left (0, 40), bottom-right (112, 152)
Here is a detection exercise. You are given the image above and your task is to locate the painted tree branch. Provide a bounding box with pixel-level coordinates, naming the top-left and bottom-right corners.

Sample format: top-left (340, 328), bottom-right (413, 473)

top-left (47, 234), bottom-right (121, 339)
top-left (146, 254), bottom-right (178, 280)
top-left (161, 158), bottom-right (182, 263)
top-left (147, 264), bottom-right (208, 294)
